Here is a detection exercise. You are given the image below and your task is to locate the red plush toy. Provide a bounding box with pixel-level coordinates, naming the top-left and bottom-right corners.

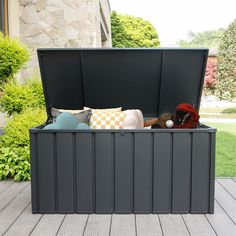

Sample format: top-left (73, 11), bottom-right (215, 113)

top-left (144, 103), bottom-right (200, 129)
top-left (173, 103), bottom-right (200, 128)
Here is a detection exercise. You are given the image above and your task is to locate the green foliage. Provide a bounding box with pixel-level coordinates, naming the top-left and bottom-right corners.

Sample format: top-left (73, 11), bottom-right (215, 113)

top-left (222, 107), bottom-right (236, 114)
top-left (111, 11), bottom-right (160, 48)
top-left (0, 79), bottom-right (45, 115)
top-left (178, 29), bottom-right (224, 48)
top-left (0, 108), bottom-right (47, 181)
top-left (206, 122), bottom-right (236, 177)
top-left (216, 19), bottom-right (236, 100)
top-left (0, 33), bottom-right (29, 85)
top-left (0, 147), bottom-right (30, 181)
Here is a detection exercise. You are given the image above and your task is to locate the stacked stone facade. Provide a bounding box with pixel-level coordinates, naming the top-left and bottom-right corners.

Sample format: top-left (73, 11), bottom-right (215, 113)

top-left (8, 0), bottom-right (111, 78)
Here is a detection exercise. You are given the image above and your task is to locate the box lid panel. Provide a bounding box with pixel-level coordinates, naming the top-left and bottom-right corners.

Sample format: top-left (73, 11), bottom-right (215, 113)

top-left (38, 49), bottom-right (208, 118)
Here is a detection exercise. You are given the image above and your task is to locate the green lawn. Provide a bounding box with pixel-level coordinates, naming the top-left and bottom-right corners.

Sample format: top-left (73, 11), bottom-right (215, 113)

top-left (205, 122), bottom-right (236, 177)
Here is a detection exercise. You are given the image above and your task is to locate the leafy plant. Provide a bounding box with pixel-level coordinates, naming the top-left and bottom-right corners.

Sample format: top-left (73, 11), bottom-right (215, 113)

top-left (222, 107), bottom-right (236, 114)
top-left (111, 11), bottom-right (160, 48)
top-left (204, 59), bottom-right (217, 95)
top-left (216, 19), bottom-right (236, 100)
top-left (178, 29), bottom-right (224, 48)
top-left (0, 108), bottom-right (46, 181)
top-left (0, 79), bottom-right (45, 115)
top-left (0, 33), bottom-right (29, 85)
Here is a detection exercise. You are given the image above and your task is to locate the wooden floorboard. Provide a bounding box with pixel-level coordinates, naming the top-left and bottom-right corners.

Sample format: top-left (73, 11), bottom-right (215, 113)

top-left (110, 214), bottom-right (136, 236)
top-left (182, 214), bottom-right (216, 236)
top-left (159, 215), bottom-right (190, 236)
top-left (215, 181), bottom-right (236, 224)
top-left (83, 214), bottom-right (111, 236)
top-left (0, 179), bottom-right (235, 236)
top-left (0, 180), bottom-right (13, 193)
top-left (57, 214), bottom-right (88, 236)
top-left (0, 184), bottom-right (31, 235)
top-left (4, 204), bottom-right (42, 236)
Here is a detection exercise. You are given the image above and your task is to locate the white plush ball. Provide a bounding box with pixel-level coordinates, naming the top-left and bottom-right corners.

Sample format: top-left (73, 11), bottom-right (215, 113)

top-left (166, 120), bottom-right (174, 128)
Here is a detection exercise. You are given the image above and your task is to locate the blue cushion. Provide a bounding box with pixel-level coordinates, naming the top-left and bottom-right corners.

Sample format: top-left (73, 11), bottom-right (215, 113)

top-left (76, 123), bottom-right (91, 129)
top-left (44, 123), bottom-right (59, 129)
top-left (56, 112), bottom-right (78, 129)
top-left (43, 112), bottom-right (78, 130)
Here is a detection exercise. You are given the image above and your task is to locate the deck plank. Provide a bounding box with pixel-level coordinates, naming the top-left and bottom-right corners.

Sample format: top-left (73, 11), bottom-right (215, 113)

top-left (217, 179), bottom-right (236, 199)
top-left (136, 214), bottom-right (163, 236)
top-left (4, 204), bottom-right (42, 236)
top-left (0, 181), bottom-right (29, 212)
top-left (215, 181), bottom-right (236, 224)
top-left (0, 180), bottom-right (13, 193)
top-left (57, 214), bottom-right (88, 236)
top-left (206, 201), bottom-right (236, 236)
top-left (0, 179), bottom-right (235, 236)
top-left (159, 215), bottom-right (189, 236)
top-left (0, 184), bottom-right (31, 235)
top-left (84, 214), bottom-right (111, 236)
top-left (110, 214), bottom-right (136, 236)
top-left (182, 214), bottom-right (216, 236)
top-left (30, 214), bottom-right (65, 236)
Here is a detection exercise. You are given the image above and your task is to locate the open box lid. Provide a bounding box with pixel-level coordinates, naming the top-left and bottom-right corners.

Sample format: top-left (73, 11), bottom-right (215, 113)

top-left (38, 48), bottom-right (208, 118)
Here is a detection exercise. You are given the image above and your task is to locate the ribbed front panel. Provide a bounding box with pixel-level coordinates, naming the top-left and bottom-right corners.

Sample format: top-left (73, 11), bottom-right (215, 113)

top-left (30, 131), bottom-right (215, 214)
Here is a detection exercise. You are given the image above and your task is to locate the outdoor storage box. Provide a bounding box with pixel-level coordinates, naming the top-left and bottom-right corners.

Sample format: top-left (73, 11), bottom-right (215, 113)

top-left (30, 49), bottom-right (216, 214)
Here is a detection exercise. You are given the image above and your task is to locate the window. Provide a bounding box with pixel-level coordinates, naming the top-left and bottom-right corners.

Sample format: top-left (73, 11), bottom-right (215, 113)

top-left (0, 0), bottom-right (8, 34)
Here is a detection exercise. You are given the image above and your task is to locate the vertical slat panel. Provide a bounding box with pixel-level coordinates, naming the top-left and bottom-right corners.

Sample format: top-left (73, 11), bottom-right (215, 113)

top-left (115, 133), bottom-right (133, 213)
top-left (30, 133), bottom-right (39, 213)
top-left (37, 133), bottom-right (55, 212)
top-left (191, 133), bottom-right (210, 213)
top-left (57, 133), bottom-right (74, 212)
top-left (172, 133), bottom-right (191, 213)
top-left (153, 133), bottom-right (172, 213)
top-left (209, 132), bottom-right (216, 213)
top-left (95, 133), bottom-right (114, 213)
top-left (134, 133), bottom-right (152, 213)
top-left (76, 133), bottom-right (93, 213)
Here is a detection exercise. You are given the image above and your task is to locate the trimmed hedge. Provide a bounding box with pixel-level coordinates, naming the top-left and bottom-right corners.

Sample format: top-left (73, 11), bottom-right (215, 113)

top-left (0, 79), bottom-right (45, 115)
top-left (0, 33), bottom-right (29, 85)
top-left (0, 108), bottom-right (47, 181)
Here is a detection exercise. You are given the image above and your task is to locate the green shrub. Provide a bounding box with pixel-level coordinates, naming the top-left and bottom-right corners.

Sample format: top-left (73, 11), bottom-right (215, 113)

top-left (216, 19), bottom-right (236, 100)
top-left (111, 11), bottom-right (160, 48)
top-left (0, 33), bottom-right (29, 85)
top-left (0, 79), bottom-right (45, 115)
top-left (0, 108), bottom-right (47, 181)
top-left (222, 107), bottom-right (236, 114)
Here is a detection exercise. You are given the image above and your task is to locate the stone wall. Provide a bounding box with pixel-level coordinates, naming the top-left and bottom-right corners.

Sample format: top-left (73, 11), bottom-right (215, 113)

top-left (8, 0), bottom-right (112, 79)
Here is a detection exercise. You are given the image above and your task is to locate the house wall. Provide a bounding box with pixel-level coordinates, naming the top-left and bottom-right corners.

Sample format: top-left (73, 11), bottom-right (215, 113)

top-left (7, 0), bottom-right (112, 79)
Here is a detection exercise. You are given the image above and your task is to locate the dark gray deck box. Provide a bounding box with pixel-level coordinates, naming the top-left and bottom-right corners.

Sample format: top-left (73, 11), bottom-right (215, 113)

top-left (30, 49), bottom-right (216, 214)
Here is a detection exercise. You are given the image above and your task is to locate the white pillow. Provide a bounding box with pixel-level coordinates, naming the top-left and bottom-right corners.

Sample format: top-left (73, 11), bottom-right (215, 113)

top-left (123, 109), bottom-right (144, 129)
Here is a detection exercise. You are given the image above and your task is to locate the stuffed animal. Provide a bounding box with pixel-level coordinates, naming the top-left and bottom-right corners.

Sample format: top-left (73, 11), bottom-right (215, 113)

top-left (144, 103), bottom-right (199, 129)
top-left (144, 113), bottom-right (173, 128)
top-left (173, 103), bottom-right (199, 128)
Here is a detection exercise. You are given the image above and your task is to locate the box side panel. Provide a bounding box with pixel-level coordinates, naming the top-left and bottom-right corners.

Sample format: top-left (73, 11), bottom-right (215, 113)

top-left (191, 133), bottom-right (210, 213)
top-left (114, 133), bottom-right (133, 213)
top-left (95, 133), bottom-right (114, 213)
top-left (30, 133), bottom-right (39, 213)
top-left (209, 133), bottom-right (216, 213)
top-left (76, 133), bottom-right (93, 213)
top-left (172, 133), bottom-right (191, 213)
top-left (56, 133), bottom-right (74, 213)
top-left (134, 133), bottom-right (152, 213)
top-left (37, 133), bottom-right (56, 212)
top-left (153, 133), bottom-right (172, 213)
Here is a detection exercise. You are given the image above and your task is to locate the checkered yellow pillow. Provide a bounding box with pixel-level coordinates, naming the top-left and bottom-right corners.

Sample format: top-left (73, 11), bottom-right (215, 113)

top-left (90, 111), bottom-right (125, 129)
top-left (84, 107), bottom-right (122, 112)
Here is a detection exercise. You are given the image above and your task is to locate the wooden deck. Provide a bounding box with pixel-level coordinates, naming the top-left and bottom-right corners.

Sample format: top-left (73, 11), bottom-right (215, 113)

top-left (0, 178), bottom-right (236, 236)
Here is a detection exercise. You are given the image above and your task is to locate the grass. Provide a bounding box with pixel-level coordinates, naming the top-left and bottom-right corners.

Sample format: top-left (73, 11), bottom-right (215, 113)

top-left (222, 107), bottom-right (236, 114)
top-left (205, 122), bottom-right (236, 177)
